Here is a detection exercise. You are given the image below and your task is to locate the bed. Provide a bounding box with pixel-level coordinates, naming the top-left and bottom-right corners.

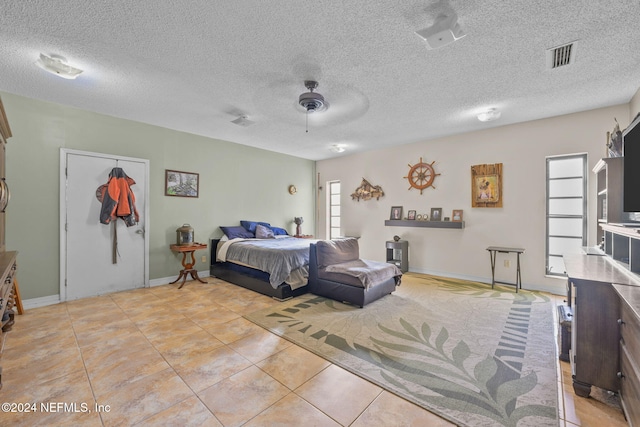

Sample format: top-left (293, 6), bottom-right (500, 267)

top-left (209, 222), bottom-right (316, 300)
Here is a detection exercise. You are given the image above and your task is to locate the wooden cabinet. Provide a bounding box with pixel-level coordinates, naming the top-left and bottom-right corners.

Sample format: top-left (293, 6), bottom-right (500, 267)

top-left (564, 254), bottom-right (626, 396)
top-left (613, 284), bottom-right (640, 426)
top-left (0, 96), bottom-right (17, 390)
top-left (593, 157), bottom-right (625, 245)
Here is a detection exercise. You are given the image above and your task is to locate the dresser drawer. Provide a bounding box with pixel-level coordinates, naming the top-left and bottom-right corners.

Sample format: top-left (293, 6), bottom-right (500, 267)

top-left (621, 344), bottom-right (640, 426)
top-left (621, 302), bottom-right (640, 362)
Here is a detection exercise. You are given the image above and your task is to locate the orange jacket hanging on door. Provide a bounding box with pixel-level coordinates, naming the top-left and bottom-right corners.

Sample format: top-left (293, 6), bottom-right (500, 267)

top-left (98, 167), bottom-right (139, 226)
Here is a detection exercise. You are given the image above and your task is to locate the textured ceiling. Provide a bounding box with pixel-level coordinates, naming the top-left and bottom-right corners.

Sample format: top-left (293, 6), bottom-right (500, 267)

top-left (1, 1), bottom-right (639, 160)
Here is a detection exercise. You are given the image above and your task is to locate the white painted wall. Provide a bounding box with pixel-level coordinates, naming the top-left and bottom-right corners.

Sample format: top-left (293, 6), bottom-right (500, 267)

top-left (317, 105), bottom-right (631, 295)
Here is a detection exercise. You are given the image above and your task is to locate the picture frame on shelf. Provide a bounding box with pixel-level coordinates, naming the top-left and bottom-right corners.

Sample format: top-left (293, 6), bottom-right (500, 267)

top-left (165, 169), bottom-right (199, 198)
top-left (430, 207), bottom-right (442, 221)
top-left (390, 206), bottom-right (403, 220)
top-left (407, 210), bottom-right (416, 220)
top-left (452, 209), bottom-right (464, 222)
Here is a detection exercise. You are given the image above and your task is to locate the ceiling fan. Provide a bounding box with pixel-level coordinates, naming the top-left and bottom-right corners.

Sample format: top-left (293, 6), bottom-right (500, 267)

top-left (298, 80), bottom-right (327, 132)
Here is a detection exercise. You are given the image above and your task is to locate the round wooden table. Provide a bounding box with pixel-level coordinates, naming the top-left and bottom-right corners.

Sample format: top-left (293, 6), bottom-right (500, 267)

top-left (169, 243), bottom-right (208, 289)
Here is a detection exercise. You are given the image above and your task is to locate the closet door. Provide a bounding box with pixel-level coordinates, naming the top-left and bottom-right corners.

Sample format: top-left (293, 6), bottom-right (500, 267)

top-left (62, 150), bottom-right (149, 300)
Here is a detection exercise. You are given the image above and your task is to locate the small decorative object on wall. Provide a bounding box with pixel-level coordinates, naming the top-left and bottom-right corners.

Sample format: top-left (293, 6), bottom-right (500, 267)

top-left (288, 185), bottom-right (297, 195)
top-left (471, 163), bottom-right (503, 208)
top-left (390, 206), bottom-right (403, 220)
top-left (351, 177), bottom-right (384, 201)
top-left (607, 118), bottom-right (623, 157)
top-left (404, 157), bottom-right (440, 194)
top-left (165, 169), bottom-right (199, 198)
top-left (452, 209), bottom-right (463, 222)
top-left (430, 207), bottom-right (442, 221)
top-left (407, 210), bottom-right (416, 220)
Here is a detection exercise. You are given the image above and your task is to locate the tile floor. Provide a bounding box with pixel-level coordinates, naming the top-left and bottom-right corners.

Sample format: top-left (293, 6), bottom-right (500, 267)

top-left (0, 275), bottom-right (630, 426)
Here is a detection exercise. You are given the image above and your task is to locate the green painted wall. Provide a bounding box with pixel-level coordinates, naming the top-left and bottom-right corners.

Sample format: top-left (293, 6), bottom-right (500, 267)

top-left (1, 92), bottom-right (315, 300)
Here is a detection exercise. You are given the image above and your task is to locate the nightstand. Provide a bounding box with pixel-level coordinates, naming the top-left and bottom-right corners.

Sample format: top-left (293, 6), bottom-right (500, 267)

top-left (169, 243), bottom-right (208, 289)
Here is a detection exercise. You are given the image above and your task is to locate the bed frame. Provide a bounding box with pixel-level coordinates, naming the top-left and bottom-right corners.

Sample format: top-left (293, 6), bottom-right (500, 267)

top-left (209, 238), bottom-right (309, 300)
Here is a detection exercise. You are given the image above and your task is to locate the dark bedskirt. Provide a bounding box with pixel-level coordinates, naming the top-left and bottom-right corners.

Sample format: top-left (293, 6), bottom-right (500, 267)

top-left (210, 261), bottom-right (308, 300)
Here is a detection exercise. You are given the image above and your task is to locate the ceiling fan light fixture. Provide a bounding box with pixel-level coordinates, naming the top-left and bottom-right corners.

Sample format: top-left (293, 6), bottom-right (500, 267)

top-left (477, 108), bottom-right (501, 122)
top-left (298, 80), bottom-right (327, 113)
top-left (35, 53), bottom-right (83, 79)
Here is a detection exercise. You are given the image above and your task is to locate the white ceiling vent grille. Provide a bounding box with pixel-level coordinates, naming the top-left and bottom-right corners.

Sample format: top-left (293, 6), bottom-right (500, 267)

top-left (547, 42), bottom-right (576, 69)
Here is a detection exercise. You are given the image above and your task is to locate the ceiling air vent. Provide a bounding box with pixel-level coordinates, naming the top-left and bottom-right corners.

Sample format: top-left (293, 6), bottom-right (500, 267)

top-left (547, 42), bottom-right (576, 69)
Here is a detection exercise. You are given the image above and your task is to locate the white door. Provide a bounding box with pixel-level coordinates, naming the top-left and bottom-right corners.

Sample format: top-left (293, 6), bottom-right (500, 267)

top-left (61, 150), bottom-right (149, 300)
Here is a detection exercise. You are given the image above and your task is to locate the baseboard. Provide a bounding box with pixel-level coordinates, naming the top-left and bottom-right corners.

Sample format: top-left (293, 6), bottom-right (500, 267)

top-left (21, 270), bottom-right (212, 309)
top-left (23, 294), bottom-right (61, 310)
top-left (407, 268), bottom-right (563, 295)
top-left (149, 270), bottom-right (211, 287)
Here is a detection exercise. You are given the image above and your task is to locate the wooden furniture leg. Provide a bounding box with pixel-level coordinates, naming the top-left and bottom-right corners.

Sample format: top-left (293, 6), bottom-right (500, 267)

top-left (12, 278), bottom-right (23, 315)
top-left (169, 250), bottom-right (206, 289)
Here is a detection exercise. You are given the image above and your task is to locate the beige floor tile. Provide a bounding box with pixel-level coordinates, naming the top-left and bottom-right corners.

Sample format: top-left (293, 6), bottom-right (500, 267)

top-left (244, 392), bottom-right (340, 427)
top-left (153, 328), bottom-right (224, 365)
top-left (295, 364), bottom-right (383, 426)
top-left (1, 346), bottom-right (85, 391)
top-left (351, 390), bottom-right (454, 427)
top-left (0, 370), bottom-right (101, 427)
top-left (185, 305), bottom-right (242, 329)
top-left (136, 316), bottom-right (205, 343)
top-left (87, 346), bottom-right (171, 398)
top-left (134, 396), bottom-right (222, 426)
top-left (256, 344), bottom-right (331, 390)
top-left (198, 365), bottom-right (290, 427)
top-left (80, 330), bottom-right (155, 371)
top-left (99, 368), bottom-right (195, 426)
top-left (172, 345), bottom-right (253, 392)
top-left (228, 328), bottom-right (293, 363)
top-left (73, 318), bottom-right (140, 348)
top-left (205, 317), bottom-right (266, 344)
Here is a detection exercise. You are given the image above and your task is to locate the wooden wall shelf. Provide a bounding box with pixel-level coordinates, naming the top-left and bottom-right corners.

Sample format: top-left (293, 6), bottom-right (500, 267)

top-left (384, 220), bottom-right (464, 229)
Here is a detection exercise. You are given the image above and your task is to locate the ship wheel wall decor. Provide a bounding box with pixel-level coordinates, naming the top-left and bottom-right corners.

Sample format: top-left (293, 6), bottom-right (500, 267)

top-left (404, 157), bottom-right (440, 194)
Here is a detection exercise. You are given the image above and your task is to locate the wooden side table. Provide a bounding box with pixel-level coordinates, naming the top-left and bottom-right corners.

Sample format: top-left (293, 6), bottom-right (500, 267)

top-left (169, 243), bottom-right (208, 289)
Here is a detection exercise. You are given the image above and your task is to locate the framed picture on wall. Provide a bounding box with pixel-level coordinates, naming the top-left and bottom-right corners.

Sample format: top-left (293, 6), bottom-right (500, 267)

top-left (165, 169), bottom-right (199, 197)
top-left (390, 206), bottom-right (403, 220)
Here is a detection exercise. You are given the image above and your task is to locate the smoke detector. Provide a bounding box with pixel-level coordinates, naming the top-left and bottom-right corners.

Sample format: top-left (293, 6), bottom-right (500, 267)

top-left (415, 12), bottom-right (466, 49)
top-left (298, 81), bottom-right (327, 113)
top-left (35, 53), bottom-right (83, 79)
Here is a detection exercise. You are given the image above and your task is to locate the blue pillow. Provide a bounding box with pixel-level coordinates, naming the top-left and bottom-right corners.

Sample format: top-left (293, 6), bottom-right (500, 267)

top-left (269, 226), bottom-right (289, 236)
top-left (220, 226), bottom-right (254, 239)
top-left (240, 220), bottom-right (271, 233)
top-left (256, 224), bottom-right (275, 239)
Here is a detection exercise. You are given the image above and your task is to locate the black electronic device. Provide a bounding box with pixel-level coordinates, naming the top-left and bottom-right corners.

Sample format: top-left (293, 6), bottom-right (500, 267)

top-left (623, 113), bottom-right (640, 213)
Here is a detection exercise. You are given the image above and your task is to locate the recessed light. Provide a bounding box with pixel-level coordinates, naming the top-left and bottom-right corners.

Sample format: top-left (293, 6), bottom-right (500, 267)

top-left (35, 53), bottom-right (83, 79)
top-left (477, 108), bottom-right (501, 122)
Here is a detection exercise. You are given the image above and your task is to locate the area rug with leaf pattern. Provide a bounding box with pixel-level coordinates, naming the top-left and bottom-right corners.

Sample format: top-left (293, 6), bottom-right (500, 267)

top-left (245, 273), bottom-right (559, 427)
